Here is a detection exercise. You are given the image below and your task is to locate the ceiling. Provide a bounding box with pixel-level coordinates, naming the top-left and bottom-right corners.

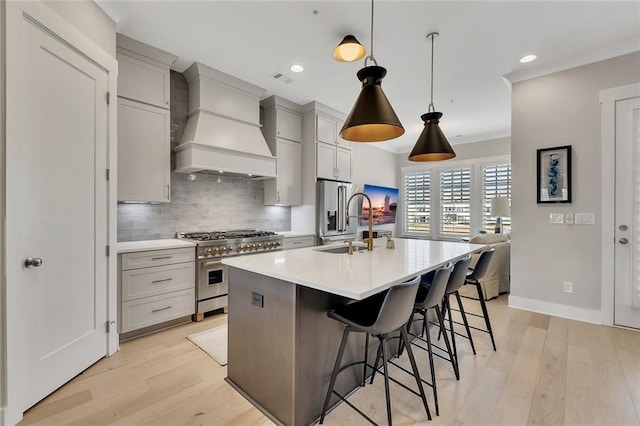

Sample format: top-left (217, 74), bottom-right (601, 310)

top-left (97, 1), bottom-right (640, 154)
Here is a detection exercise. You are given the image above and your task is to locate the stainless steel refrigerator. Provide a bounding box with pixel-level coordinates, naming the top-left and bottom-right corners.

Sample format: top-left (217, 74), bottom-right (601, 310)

top-left (317, 180), bottom-right (358, 245)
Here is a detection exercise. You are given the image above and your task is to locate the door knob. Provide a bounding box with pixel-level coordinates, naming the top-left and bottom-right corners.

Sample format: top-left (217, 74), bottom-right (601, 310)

top-left (24, 257), bottom-right (43, 268)
top-left (619, 238), bottom-right (629, 244)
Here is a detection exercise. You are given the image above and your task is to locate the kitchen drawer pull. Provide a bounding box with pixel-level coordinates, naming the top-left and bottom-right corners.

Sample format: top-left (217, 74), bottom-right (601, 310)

top-left (151, 256), bottom-right (172, 261)
top-left (151, 278), bottom-right (173, 284)
top-left (151, 305), bottom-right (173, 313)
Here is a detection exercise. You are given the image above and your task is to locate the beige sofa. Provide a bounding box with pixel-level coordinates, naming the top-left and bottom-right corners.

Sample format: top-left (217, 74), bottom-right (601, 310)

top-left (469, 233), bottom-right (510, 300)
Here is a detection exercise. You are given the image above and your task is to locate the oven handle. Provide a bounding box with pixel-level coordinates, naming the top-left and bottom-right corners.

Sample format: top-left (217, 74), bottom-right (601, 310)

top-left (202, 260), bottom-right (223, 267)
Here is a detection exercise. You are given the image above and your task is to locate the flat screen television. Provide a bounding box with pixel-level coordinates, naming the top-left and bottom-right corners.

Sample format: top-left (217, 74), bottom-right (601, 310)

top-left (360, 184), bottom-right (399, 226)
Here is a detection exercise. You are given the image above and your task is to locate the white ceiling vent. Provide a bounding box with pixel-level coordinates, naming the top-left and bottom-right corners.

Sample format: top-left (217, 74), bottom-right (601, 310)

top-left (272, 72), bottom-right (294, 84)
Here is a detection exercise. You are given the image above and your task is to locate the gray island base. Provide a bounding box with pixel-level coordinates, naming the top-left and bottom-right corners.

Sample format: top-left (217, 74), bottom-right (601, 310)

top-left (223, 239), bottom-right (485, 425)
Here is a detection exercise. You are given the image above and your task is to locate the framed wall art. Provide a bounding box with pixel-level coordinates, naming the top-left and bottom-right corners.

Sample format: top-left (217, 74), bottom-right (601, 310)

top-left (537, 145), bottom-right (572, 203)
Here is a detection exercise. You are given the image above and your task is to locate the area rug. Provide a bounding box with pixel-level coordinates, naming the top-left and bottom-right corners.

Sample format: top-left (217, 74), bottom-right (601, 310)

top-left (187, 324), bottom-right (228, 366)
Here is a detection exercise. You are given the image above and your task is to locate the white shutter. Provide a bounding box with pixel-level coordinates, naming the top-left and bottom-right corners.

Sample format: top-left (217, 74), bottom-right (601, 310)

top-left (404, 172), bottom-right (431, 235)
top-left (482, 163), bottom-right (512, 233)
top-left (440, 167), bottom-right (471, 236)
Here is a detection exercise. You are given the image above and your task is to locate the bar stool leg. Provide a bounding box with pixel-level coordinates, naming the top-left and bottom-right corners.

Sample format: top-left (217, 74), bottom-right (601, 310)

top-left (320, 327), bottom-right (351, 424)
top-left (400, 327), bottom-right (432, 421)
top-left (381, 336), bottom-right (393, 426)
top-left (475, 284), bottom-right (497, 351)
top-left (423, 309), bottom-right (439, 416)
top-left (362, 333), bottom-right (370, 387)
top-left (435, 305), bottom-right (459, 380)
top-left (444, 297), bottom-right (460, 380)
top-left (398, 310), bottom-right (415, 357)
top-left (455, 291), bottom-right (476, 354)
top-left (369, 342), bottom-right (383, 385)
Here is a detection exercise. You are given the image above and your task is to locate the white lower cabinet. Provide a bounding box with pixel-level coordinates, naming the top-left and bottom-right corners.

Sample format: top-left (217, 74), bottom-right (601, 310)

top-left (119, 247), bottom-right (195, 336)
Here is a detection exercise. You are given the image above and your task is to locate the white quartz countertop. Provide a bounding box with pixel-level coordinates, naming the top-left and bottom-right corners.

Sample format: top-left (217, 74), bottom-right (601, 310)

top-left (117, 239), bottom-right (196, 254)
top-left (222, 238), bottom-right (485, 300)
top-left (277, 231), bottom-right (316, 238)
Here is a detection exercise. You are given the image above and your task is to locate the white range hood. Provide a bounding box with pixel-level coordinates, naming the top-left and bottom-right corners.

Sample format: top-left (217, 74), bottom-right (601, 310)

top-left (174, 62), bottom-right (276, 178)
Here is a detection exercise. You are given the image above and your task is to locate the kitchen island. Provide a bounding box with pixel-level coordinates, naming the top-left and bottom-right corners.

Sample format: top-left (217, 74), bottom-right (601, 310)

top-left (222, 238), bottom-right (484, 426)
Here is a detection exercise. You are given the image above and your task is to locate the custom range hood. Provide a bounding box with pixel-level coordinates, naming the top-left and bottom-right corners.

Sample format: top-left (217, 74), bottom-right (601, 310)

top-left (174, 62), bottom-right (276, 178)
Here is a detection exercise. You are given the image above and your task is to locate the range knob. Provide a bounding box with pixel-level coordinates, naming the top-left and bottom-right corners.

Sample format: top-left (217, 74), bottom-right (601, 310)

top-left (213, 247), bottom-right (220, 255)
top-left (275, 241), bottom-right (281, 247)
top-left (204, 248), bottom-right (212, 256)
top-left (238, 245), bottom-right (245, 252)
top-left (265, 242), bottom-right (271, 249)
top-left (257, 243), bottom-right (263, 249)
top-left (220, 247), bottom-right (228, 253)
top-left (227, 247), bottom-right (234, 253)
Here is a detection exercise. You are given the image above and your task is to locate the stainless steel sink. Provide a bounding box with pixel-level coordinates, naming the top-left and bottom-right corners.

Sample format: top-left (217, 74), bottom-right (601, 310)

top-left (314, 245), bottom-right (369, 254)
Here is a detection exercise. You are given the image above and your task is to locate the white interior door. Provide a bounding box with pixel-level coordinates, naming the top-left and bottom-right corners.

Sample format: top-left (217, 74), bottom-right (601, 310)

top-left (6, 8), bottom-right (109, 412)
top-left (614, 96), bottom-right (640, 329)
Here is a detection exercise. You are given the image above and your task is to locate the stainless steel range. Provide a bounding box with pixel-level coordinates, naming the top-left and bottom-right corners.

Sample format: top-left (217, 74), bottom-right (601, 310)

top-left (177, 229), bottom-right (283, 321)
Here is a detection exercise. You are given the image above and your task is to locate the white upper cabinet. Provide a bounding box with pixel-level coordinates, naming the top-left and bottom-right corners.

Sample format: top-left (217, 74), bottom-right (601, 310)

top-left (316, 142), bottom-right (336, 181)
top-left (117, 53), bottom-right (170, 108)
top-left (316, 114), bottom-right (352, 151)
top-left (261, 96), bottom-right (303, 205)
top-left (116, 34), bottom-right (177, 203)
top-left (117, 98), bottom-right (171, 203)
top-left (335, 147), bottom-right (352, 182)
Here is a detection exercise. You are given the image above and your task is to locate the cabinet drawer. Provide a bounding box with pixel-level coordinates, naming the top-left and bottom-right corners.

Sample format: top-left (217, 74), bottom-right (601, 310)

top-left (117, 52), bottom-right (170, 108)
top-left (283, 236), bottom-right (316, 250)
top-left (121, 262), bottom-right (195, 302)
top-left (121, 247), bottom-right (195, 270)
top-left (120, 289), bottom-right (195, 333)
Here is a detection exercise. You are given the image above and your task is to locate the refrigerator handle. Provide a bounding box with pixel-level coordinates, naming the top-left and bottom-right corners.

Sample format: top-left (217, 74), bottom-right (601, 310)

top-left (337, 185), bottom-right (344, 232)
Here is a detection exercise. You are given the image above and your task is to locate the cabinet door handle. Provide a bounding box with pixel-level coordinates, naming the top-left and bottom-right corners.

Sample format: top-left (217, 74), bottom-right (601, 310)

top-left (277, 191), bottom-right (280, 203)
top-left (166, 184), bottom-right (170, 200)
top-left (151, 305), bottom-right (172, 313)
top-left (151, 256), bottom-right (172, 261)
top-left (151, 278), bottom-right (173, 284)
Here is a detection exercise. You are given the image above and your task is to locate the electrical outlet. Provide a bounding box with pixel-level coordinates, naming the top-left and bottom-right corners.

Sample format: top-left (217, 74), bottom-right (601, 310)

top-left (550, 213), bottom-right (564, 224)
top-left (563, 281), bottom-right (573, 293)
top-left (251, 292), bottom-right (264, 307)
top-left (566, 212), bottom-right (574, 225)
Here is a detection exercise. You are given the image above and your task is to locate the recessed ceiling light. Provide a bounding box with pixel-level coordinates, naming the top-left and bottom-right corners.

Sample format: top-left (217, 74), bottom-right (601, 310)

top-left (520, 54), bottom-right (537, 63)
top-left (290, 64), bottom-right (304, 73)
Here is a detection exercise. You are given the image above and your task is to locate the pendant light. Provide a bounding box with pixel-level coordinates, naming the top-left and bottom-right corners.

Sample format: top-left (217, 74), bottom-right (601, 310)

top-left (339, 0), bottom-right (404, 142)
top-left (408, 32), bottom-right (456, 162)
top-left (333, 35), bottom-right (366, 62)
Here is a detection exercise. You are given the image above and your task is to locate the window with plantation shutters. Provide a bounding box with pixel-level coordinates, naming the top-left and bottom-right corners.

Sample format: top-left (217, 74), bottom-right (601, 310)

top-left (440, 168), bottom-right (471, 236)
top-left (403, 172), bottom-right (431, 235)
top-left (482, 164), bottom-right (512, 233)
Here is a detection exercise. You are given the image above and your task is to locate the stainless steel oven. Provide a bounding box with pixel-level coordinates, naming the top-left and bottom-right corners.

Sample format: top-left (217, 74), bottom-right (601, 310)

top-left (177, 229), bottom-right (284, 321)
top-left (197, 258), bottom-right (228, 316)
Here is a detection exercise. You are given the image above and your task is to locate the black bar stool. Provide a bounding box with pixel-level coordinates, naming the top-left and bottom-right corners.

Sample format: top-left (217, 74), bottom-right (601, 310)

top-left (396, 264), bottom-right (455, 416)
top-left (456, 249), bottom-right (497, 351)
top-left (319, 276), bottom-right (431, 426)
top-left (439, 255), bottom-right (475, 370)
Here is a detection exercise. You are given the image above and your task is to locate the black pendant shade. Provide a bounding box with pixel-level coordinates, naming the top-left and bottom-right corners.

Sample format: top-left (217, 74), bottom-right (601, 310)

top-left (408, 111), bottom-right (456, 161)
top-left (340, 65), bottom-right (405, 142)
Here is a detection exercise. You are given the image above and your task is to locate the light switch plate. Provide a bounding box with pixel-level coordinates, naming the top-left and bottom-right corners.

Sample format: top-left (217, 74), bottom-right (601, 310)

top-left (550, 213), bottom-right (564, 224)
top-left (575, 213), bottom-right (596, 225)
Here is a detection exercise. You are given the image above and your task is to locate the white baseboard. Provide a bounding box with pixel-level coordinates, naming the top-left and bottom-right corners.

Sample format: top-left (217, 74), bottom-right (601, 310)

top-left (508, 295), bottom-right (602, 325)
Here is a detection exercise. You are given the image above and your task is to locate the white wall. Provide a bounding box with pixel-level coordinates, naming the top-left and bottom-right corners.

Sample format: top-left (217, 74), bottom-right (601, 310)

top-left (42, 0), bottom-right (116, 56)
top-left (351, 144), bottom-right (400, 236)
top-left (510, 52), bottom-right (640, 318)
top-left (0, 0), bottom-right (6, 421)
top-left (396, 136), bottom-right (511, 170)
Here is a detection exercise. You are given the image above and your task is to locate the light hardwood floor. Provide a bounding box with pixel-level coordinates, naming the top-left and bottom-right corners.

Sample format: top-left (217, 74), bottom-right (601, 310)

top-left (20, 295), bottom-right (640, 426)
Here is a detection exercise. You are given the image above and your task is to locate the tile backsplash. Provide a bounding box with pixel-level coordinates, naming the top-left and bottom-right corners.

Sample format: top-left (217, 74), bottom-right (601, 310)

top-left (117, 173), bottom-right (291, 241)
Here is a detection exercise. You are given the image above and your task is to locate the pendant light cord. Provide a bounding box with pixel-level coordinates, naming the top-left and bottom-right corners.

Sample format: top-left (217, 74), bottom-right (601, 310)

top-left (365, 0), bottom-right (378, 66)
top-left (428, 32), bottom-right (437, 113)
